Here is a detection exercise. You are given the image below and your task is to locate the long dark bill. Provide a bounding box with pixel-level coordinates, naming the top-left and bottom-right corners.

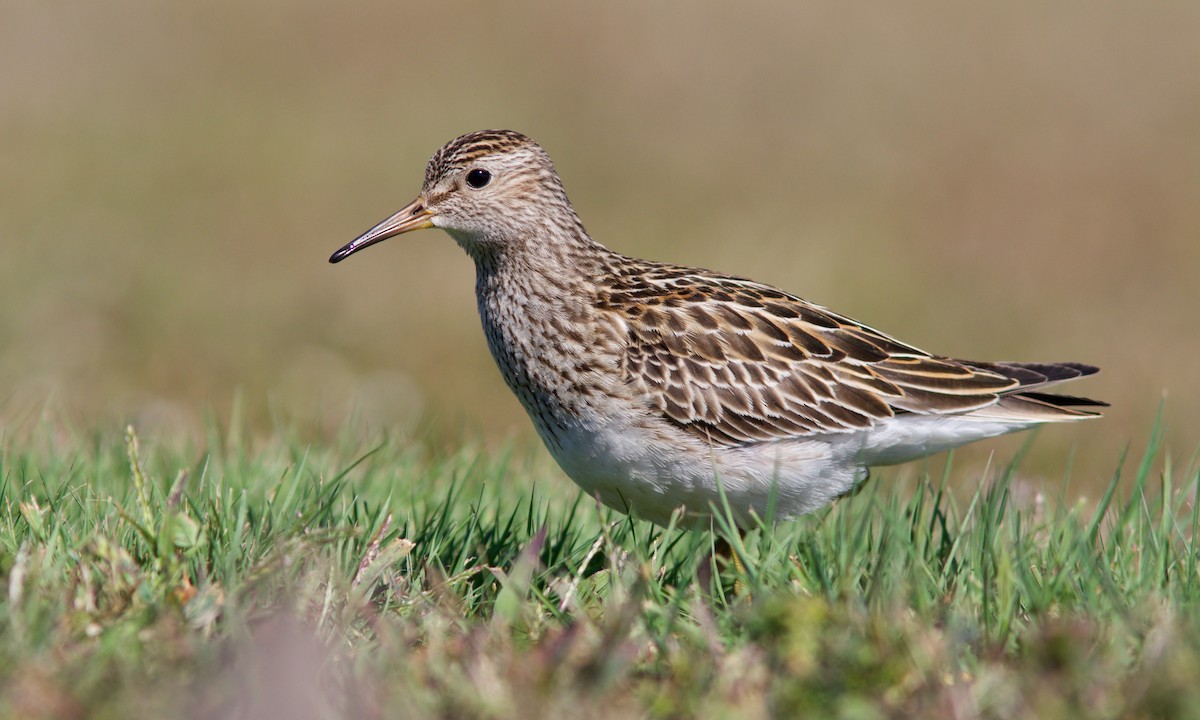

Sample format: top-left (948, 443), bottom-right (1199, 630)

top-left (329, 197), bottom-right (433, 263)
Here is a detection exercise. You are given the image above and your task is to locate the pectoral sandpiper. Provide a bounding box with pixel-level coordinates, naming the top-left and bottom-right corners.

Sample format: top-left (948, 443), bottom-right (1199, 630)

top-left (330, 129), bottom-right (1104, 528)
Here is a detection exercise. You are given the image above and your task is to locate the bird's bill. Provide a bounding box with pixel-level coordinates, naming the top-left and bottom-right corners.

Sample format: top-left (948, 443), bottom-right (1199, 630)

top-left (329, 197), bottom-right (434, 263)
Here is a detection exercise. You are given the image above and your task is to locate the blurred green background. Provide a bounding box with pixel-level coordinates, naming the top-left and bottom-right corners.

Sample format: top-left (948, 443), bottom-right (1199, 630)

top-left (2, 1), bottom-right (1197, 492)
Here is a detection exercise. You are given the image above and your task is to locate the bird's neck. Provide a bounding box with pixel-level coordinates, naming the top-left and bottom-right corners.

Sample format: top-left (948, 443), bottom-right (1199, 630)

top-left (470, 219), bottom-right (615, 298)
top-left (468, 224), bottom-right (623, 433)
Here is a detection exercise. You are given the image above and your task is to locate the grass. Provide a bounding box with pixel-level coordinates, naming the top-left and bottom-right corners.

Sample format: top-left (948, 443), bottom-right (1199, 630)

top-left (1, 417), bottom-right (1198, 719)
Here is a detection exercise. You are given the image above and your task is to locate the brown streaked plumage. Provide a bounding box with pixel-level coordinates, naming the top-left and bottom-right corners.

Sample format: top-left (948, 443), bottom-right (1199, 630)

top-left (330, 129), bottom-right (1105, 527)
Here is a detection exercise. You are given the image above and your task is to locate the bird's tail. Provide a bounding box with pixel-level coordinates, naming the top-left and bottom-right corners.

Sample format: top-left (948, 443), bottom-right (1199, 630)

top-left (959, 360), bottom-right (1106, 422)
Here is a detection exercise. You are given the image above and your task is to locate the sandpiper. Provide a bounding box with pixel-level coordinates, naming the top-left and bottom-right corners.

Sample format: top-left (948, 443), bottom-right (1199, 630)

top-left (330, 129), bottom-right (1104, 527)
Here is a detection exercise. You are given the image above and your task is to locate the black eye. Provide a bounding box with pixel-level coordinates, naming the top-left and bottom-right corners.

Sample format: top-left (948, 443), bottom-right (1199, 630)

top-left (465, 168), bottom-right (492, 189)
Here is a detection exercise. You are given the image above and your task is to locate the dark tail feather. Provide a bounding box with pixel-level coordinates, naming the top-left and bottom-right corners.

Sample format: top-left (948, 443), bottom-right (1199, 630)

top-left (963, 360), bottom-right (1099, 389)
top-left (1018, 391), bottom-right (1109, 409)
top-left (959, 360), bottom-right (1105, 421)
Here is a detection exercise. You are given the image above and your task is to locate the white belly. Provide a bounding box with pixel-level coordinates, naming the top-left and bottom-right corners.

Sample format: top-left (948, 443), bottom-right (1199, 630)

top-left (537, 413), bottom-right (866, 527)
top-left (533, 410), bottom-right (1034, 527)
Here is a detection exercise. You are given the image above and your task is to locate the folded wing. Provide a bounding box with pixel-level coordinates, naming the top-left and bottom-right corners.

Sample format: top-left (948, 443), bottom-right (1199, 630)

top-left (598, 266), bottom-right (1103, 447)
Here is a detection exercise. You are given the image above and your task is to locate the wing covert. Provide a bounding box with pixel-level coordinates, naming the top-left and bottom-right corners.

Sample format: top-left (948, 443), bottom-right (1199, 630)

top-left (598, 267), bottom-right (1019, 447)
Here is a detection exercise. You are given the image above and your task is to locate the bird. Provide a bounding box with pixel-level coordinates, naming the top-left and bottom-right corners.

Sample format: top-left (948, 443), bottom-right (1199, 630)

top-left (329, 129), bottom-right (1104, 528)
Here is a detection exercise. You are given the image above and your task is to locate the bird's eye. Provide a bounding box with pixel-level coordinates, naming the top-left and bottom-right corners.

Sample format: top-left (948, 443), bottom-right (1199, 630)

top-left (465, 168), bottom-right (492, 189)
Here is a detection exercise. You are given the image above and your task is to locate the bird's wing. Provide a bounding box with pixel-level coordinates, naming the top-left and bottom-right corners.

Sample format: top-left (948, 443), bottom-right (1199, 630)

top-left (598, 267), bottom-right (1027, 447)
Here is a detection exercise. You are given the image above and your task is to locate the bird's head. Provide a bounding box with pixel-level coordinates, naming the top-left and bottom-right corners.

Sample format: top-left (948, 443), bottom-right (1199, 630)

top-left (330, 129), bottom-right (578, 265)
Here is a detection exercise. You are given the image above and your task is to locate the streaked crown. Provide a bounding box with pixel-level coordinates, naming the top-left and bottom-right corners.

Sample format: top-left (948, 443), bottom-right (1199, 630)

top-left (424, 129), bottom-right (541, 186)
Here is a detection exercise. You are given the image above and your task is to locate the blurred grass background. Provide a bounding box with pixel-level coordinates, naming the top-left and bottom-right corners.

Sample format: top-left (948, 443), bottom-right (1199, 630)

top-left (1, 1), bottom-right (1197, 493)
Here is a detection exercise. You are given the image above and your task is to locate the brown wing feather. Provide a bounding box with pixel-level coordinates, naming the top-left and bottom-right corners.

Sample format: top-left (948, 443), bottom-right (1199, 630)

top-left (598, 266), bottom-right (1034, 447)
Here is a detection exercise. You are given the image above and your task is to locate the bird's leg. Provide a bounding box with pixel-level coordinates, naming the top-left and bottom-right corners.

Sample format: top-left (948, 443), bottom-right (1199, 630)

top-left (705, 531), bottom-right (749, 597)
top-left (836, 467), bottom-right (872, 501)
